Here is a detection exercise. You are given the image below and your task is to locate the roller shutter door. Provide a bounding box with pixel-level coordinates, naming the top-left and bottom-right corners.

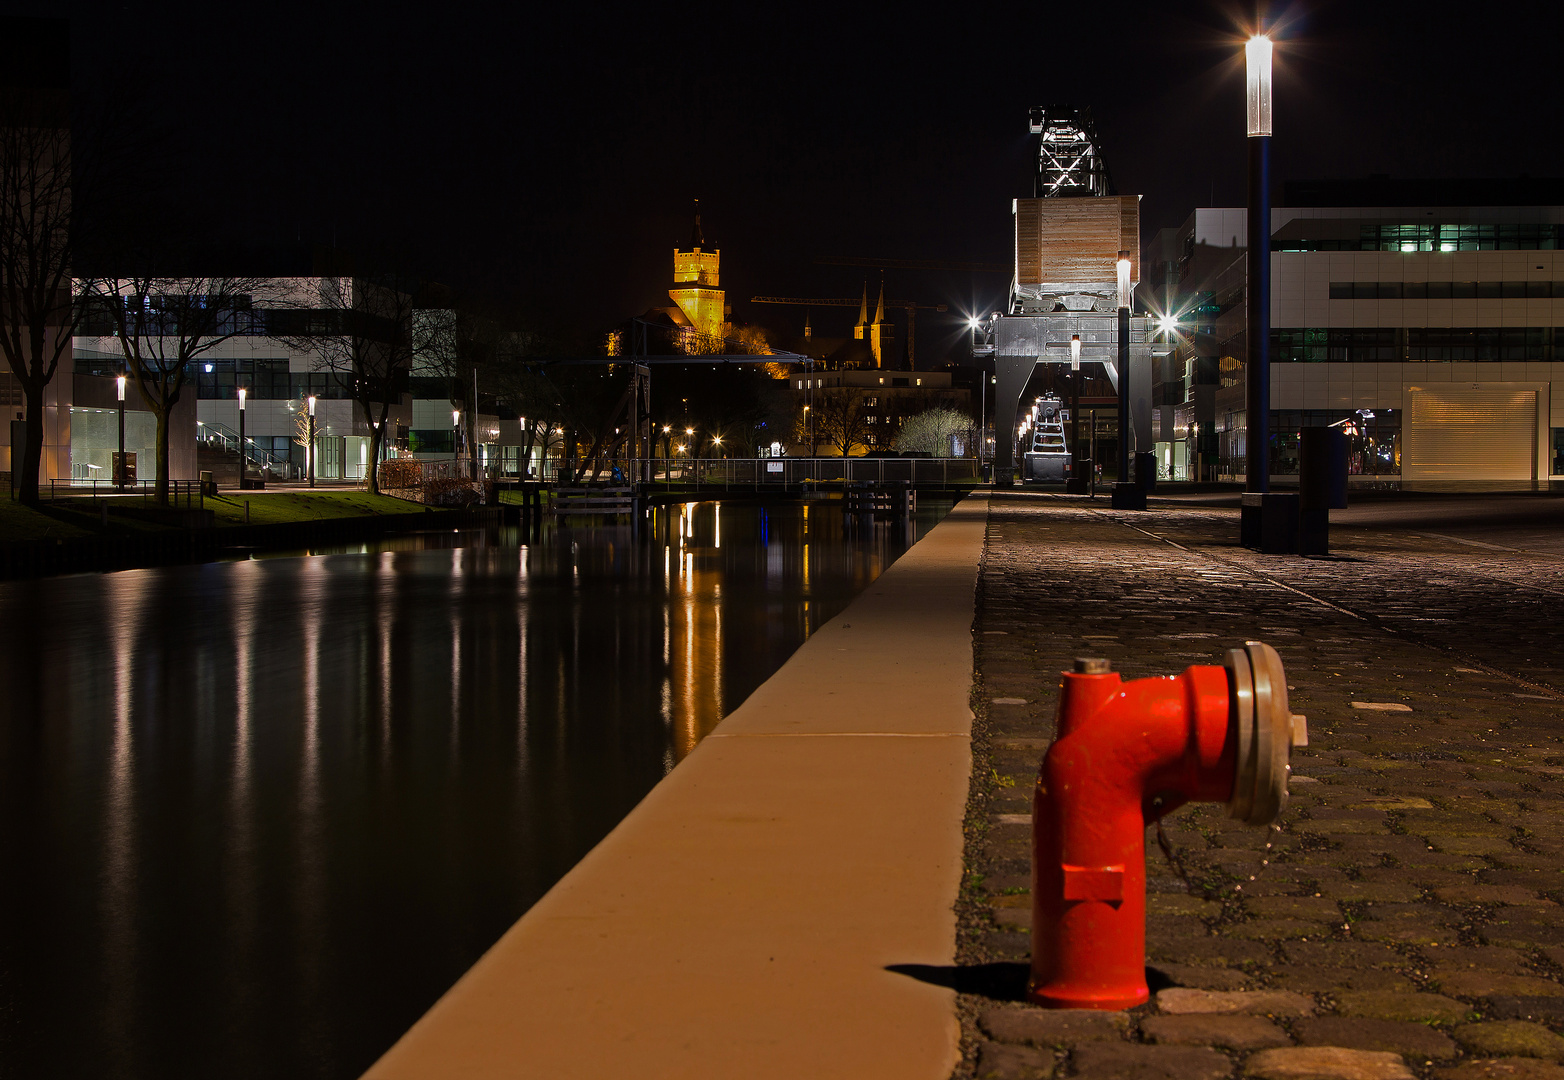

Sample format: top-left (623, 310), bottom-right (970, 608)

top-left (1404, 387), bottom-right (1536, 482)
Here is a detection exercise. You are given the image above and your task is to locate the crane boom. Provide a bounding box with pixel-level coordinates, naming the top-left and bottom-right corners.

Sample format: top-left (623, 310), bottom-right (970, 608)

top-left (750, 296), bottom-right (947, 311)
top-left (816, 255), bottom-right (1010, 274)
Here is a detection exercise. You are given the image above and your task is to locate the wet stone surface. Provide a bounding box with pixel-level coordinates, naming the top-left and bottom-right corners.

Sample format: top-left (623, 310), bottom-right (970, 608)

top-left (952, 493), bottom-right (1564, 1080)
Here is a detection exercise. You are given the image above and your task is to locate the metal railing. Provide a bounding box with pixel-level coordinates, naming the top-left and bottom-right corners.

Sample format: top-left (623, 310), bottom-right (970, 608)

top-left (637, 457), bottom-right (981, 488)
top-left (40, 477), bottom-right (206, 508)
top-left (197, 421), bottom-right (301, 478)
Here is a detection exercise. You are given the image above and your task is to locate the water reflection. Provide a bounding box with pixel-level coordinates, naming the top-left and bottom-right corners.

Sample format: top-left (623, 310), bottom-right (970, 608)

top-left (0, 499), bottom-right (951, 1079)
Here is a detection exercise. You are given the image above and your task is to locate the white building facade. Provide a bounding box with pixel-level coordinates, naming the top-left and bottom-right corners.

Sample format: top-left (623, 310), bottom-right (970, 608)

top-left (1147, 182), bottom-right (1564, 488)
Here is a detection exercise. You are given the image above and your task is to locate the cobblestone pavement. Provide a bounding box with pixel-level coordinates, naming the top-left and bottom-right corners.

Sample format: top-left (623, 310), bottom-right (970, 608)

top-left (956, 492), bottom-right (1564, 1080)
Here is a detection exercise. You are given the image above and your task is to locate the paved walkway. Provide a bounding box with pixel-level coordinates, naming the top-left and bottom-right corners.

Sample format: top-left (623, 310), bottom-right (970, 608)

top-left (961, 491), bottom-right (1564, 1080)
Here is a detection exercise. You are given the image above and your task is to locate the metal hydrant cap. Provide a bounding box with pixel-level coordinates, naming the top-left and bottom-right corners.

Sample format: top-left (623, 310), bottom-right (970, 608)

top-left (1226, 640), bottom-right (1308, 825)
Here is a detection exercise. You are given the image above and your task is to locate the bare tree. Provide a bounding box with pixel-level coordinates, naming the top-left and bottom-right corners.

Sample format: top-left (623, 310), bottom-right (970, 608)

top-left (894, 405), bottom-right (972, 455)
top-left (415, 302), bottom-right (504, 480)
top-left (83, 275), bottom-right (291, 504)
top-left (0, 87), bottom-right (75, 503)
top-left (298, 275), bottom-right (415, 495)
top-left (813, 386), bottom-right (870, 457)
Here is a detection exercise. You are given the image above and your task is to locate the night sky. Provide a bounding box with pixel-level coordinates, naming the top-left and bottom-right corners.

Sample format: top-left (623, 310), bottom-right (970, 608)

top-left (16, 0), bottom-right (1564, 361)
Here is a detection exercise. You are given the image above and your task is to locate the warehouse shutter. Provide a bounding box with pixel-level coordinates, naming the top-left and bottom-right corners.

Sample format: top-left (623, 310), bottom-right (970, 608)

top-left (1404, 387), bottom-right (1537, 483)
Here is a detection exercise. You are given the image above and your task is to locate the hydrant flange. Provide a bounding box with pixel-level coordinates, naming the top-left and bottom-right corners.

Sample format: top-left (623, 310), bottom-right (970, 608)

top-left (1226, 641), bottom-right (1308, 826)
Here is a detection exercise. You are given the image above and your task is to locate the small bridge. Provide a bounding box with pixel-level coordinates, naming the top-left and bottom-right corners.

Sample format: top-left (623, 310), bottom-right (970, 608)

top-left (632, 457), bottom-right (980, 502)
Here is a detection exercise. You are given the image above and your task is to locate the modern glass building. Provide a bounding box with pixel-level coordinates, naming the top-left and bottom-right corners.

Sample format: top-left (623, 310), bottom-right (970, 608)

top-left (1144, 179), bottom-right (1564, 488)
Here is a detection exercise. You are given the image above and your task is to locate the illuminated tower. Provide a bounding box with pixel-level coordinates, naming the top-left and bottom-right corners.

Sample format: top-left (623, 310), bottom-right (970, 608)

top-left (669, 202), bottom-right (726, 346)
top-left (852, 284), bottom-right (869, 343)
top-left (869, 282), bottom-right (896, 369)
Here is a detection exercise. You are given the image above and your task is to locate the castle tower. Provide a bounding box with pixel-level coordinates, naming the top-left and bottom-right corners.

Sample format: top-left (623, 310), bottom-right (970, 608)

top-left (669, 201), bottom-right (726, 346)
top-left (869, 282), bottom-right (896, 369)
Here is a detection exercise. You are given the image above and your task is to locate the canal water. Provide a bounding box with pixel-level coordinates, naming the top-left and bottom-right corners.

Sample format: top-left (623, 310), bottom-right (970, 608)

top-left (0, 498), bottom-right (954, 1080)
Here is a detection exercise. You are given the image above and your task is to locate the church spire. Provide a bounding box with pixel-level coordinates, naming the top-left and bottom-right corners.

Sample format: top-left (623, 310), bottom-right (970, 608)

top-left (691, 198), bottom-right (706, 248)
top-left (857, 283), bottom-right (869, 326)
top-left (874, 280), bottom-right (887, 324)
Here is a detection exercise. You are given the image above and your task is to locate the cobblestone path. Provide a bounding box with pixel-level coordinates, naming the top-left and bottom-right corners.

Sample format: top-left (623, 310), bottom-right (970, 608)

top-left (958, 492), bottom-right (1564, 1080)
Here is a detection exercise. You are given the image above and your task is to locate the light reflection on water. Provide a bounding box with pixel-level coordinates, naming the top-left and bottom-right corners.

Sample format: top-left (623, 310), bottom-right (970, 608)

top-left (0, 498), bottom-right (952, 1079)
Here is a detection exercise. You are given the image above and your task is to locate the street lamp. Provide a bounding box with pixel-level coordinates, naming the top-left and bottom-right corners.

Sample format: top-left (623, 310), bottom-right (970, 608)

top-left (307, 395), bottom-right (317, 488)
top-left (1067, 334), bottom-right (1083, 492)
top-left (1111, 251), bottom-right (1141, 508)
top-left (1242, 29), bottom-right (1274, 545)
top-left (115, 373), bottom-right (126, 490)
top-left (452, 408), bottom-right (461, 470)
top-left (237, 386), bottom-right (247, 491)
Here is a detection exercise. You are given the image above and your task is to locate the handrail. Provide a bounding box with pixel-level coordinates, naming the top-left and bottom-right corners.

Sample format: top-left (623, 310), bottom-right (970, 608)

top-left (197, 420), bottom-right (298, 477)
top-left (630, 457), bottom-right (979, 489)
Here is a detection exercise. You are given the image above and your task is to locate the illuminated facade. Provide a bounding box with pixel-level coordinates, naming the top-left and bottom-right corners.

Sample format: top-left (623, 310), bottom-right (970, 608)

top-left (1145, 179), bottom-right (1564, 487)
top-left (668, 209), bottom-right (728, 346)
top-left (852, 284), bottom-right (896, 369)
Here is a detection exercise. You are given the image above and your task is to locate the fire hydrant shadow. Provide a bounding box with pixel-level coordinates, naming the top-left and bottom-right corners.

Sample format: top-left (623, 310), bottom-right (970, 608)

top-left (885, 962), bottom-right (1030, 1001)
top-left (887, 962), bottom-right (1185, 1003)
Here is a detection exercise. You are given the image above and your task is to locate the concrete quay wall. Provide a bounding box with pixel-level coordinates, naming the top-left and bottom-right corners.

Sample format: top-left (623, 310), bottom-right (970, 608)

top-left (364, 495), bottom-right (989, 1079)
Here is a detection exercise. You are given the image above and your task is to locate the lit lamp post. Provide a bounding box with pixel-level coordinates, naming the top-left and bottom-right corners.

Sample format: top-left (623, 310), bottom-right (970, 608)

top-left (237, 386), bottom-right (247, 491)
top-left (1111, 250), bottom-right (1144, 508)
top-left (452, 408), bottom-right (461, 471)
top-left (1241, 29), bottom-right (1277, 548)
top-left (115, 373), bottom-right (126, 490)
top-left (1067, 334), bottom-right (1084, 492)
top-left (307, 395), bottom-right (317, 488)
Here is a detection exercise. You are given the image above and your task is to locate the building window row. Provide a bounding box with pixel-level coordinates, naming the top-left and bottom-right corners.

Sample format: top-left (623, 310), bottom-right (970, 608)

top-left (1277, 223), bottom-right (1564, 252)
top-left (1273, 326), bottom-right (1564, 363)
top-left (1328, 280), bottom-right (1564, 300)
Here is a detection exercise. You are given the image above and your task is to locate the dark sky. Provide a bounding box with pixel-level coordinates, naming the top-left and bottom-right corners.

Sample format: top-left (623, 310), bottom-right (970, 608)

top-left (19, 0), bottom-right (1564, 362)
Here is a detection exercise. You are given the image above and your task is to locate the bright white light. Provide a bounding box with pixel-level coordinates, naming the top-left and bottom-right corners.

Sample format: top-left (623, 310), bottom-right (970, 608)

top-left (452, 409), bottom-right (461, 426)
top-left (1116, 254), bottom-right (1133, 309)
top-left (1070, 334), bottom-right (1082, 372)
top-left (116, 374), bottom-right (126, 402)
top-left (307, 395), bottom-right (317, 416)
top-left (968, 317), bottom-right (983, 331)
top-left (237, 387), bottom-right (247, 410)
top-left (1246, 34), bottom-right (1273, 137)
top-left (1157, 314), bottom-right (1180, 336)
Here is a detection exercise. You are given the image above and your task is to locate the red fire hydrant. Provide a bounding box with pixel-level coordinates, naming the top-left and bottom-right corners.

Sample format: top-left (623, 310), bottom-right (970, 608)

top-left (1029, 642), bottom-right (1308, 1010)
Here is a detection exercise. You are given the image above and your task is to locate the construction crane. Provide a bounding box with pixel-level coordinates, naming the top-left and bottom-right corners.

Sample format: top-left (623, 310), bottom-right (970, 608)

top-left (749, 295), bottom-right (949, 368)
top-left (815, 255), bottom-right (1011, 275)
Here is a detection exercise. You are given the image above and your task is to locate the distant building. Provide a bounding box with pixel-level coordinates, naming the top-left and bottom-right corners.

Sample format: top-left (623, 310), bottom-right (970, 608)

top-left (852, 284), bottom-right (896, 369)
top-left (787, 368), bottom-right (967, 453)
top-left (1146, 179), bottom-right (1564, 487)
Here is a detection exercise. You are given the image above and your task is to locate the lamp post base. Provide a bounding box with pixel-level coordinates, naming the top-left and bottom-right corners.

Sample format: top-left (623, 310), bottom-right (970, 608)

top-left (1241, 492), bottom-right (1299, 553)
top-left (1110, 482), bottom-right (1145, 510)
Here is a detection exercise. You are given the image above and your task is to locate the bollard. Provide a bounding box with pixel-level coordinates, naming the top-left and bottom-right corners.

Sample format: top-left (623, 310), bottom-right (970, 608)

top-left (1029, 643), bottom-right (1308, 1010)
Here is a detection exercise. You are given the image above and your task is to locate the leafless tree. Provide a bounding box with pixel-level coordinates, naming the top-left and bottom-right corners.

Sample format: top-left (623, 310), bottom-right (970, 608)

top-left (0, 87), bottom-right (77, 503)
top-left (813, 386), bottom-right (870, 457)
top-left (296, 274), bottom-right (415, 495)
top-left (415, 301), bottom-right (505, 480)
top-left (82, 275), bottom-right (292, 504)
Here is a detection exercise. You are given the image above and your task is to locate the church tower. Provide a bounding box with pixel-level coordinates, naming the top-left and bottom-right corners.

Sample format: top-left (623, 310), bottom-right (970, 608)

top-left (869, 282), bottom-right (896, 369)
top-left (668, 201), bottom-right (726, 347)
top-left (852, 284), bottom-right (869, 344)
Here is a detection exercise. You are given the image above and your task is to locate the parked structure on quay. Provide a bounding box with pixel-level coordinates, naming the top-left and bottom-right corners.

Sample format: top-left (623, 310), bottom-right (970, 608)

top-left (1144, 178), bottom-right (1564, 488)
